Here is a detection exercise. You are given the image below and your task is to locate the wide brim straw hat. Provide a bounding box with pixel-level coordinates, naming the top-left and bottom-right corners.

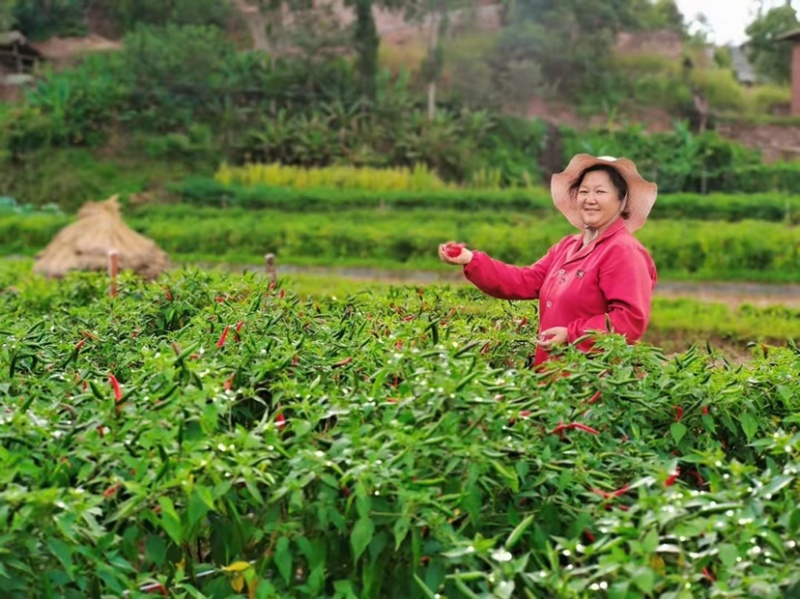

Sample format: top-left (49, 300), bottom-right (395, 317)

top-left (550, 154), bottom-right (658, 233)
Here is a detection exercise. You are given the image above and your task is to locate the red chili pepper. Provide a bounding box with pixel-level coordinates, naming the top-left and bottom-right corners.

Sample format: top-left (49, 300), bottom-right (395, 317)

top-left (587, 390), bottom-right (602, 404)
top-left (592, 484), bottom-right (629, 499)
top-left (224, 375), bottom-right (234, 391)
top-left (402, 314), bottom-right (416, 322)
top-left (279, 288), bottom-right (285, 299)
top-left (75, 339), bottom-right (86, 352)
top-left (142, 582), bottom-right (168, 596)
top-left (103, 483), bottom-right (122, 498)
top-left (702, 406), bottom-right (709, 415)
top-left (332, 357), bottom-right (353, 368)
top-left (292, 355), bottom-right (299, 365)
top-left (164, 288), bottom-right (172, 301)
top-left (395, 340), bottom-right (403, 350)
top-left (275, 412), bottom-right (286, 429)
top-left (551, 422), bottom-right (600, 435)
top-left (109, 374), bottom-right (122, 403)
top-left (97, 425), bottom-right (108, 438)
top-left (569, 423), bottom-right (600, 435)
top-left (519, 410), bottom-right (532, 418)
top-left (216, 325), bottom-right (230, 348)
top-left (480, 342), bottom-right (490, 354)
top-left (385, 398), bottom-right (399, 404)
top-left (445, 244), bottom-right (463, 258)
top-left (234, 321), bottom-right (244, 332)
top-left (664, 467), bottom-right (680, 487)
top-left (674, 405), bottom-right (684, 422)
top-left (702, 567), bottom-right (716, 582)
top-left (269, 280), bottom-right (276, 291)
top-left (583, 529), bottom-right (596, 543)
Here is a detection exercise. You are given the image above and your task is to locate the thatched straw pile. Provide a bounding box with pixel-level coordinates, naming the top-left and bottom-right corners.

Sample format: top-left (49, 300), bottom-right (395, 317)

top-left (33, 196), bottom-right (169, 280)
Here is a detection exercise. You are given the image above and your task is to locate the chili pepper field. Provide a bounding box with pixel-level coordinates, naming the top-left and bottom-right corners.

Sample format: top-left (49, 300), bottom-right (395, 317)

top-left (2, 263), bottom-right (800, 599)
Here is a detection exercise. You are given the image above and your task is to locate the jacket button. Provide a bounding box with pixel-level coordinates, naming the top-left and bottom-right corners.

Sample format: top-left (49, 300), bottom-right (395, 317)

top-left (546, 301), bottom-right (552, 308)
top-left (558, 269), bottom-right (565, 275)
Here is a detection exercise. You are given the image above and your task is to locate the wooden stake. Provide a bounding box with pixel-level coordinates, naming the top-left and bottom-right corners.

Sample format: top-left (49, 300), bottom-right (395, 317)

top-left (108, 250), bottom-right (119, 298)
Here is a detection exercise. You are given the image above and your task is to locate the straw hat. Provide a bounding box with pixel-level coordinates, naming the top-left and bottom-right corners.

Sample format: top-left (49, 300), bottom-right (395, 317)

top-left (550, 154), bottom-right (657, 233)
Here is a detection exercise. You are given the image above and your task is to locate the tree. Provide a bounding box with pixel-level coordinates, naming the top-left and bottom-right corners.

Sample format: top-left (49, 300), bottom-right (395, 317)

top-left (625, 0), bottom-right (685, 32)
top-left (0, 0), bottom-right (16, 30)
top-left (745, 2), bottom-right (799, 84)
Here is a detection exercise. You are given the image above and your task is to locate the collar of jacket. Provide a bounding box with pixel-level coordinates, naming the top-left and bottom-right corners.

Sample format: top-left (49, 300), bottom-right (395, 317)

top-left (565, 218), bottom-right (628, 264)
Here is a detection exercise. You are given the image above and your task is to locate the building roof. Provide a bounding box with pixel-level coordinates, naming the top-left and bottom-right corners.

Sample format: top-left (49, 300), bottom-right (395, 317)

top-left (0, 31), bottom-right (26, 46)
top-left (776, 29), bottom-right (800, 43)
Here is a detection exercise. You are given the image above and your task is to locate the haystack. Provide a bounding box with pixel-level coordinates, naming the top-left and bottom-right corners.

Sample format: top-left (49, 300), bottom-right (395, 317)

top-left (33, 196), bottom-right (169, 280)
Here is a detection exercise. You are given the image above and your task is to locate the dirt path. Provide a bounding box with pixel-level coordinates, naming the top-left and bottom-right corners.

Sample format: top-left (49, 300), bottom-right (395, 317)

top-left (236, 263), bottom-right (800, 308)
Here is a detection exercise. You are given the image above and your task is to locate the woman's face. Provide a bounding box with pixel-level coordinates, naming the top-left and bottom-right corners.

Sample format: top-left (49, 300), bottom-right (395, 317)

top-left (576, 170), bottom-right (624, 230)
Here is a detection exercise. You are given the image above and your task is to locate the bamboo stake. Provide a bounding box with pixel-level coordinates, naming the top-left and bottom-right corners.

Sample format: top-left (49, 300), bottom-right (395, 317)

top-left (264, 253), bottom-right (276, 283)
top-left (108, 250), bottom-right (119, 298)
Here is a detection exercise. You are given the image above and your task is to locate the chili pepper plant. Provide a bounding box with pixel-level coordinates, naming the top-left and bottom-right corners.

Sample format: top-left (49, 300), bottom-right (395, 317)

top-left (1, 266), bottom-right (799, 598)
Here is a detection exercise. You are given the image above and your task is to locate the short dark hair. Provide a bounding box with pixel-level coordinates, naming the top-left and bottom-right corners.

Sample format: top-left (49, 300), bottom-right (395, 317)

top-left (569, 164), bottom-right (630, 219)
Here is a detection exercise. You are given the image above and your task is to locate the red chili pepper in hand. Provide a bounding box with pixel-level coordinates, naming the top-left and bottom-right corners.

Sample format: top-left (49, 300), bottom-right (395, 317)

top-left (445, 244), bottom-right (463, 258)
top-left (216, 325), bottom-right (230, 348)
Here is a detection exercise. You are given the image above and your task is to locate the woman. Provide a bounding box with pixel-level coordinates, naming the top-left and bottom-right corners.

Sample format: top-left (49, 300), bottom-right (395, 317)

top-left (439, 154), bottom-right (658, 366)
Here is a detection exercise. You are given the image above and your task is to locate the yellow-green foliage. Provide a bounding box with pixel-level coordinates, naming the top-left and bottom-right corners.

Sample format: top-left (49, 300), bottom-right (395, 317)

top-left (746, 84), bottom-right (791, 114)
top-left (691, 68), bottom-right (747, 112)
top-left (214, 162), bottom-right (451, 191)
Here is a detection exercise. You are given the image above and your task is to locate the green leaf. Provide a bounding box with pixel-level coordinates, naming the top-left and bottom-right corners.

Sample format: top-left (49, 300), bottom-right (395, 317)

top-left (632, 566), bottom-right (655, 593)
top-left (145, 534), bottom-right (167, 567)
top-left (789, 509), bottom-right (800, 532)
top-left (718, 544), bottom-right (738, 567)
top-left (740, 412), bottom-right (758, 442)
top-left (351, 517), bottom-right (375, 561)
top-left (274, 537), bottom-right (292, 584)
top-left (157, 496), bottom-right (182, 545)
top-left (47, 539), bottom-right (74, 580)
top-left (393, 516), bottom-right (411, 550)
top-left (670, 422), bottom-right (687, 445)
top-left (188, 489), bottom-right (212, 528)
top-left (642, 529), bottom-right (660, 554)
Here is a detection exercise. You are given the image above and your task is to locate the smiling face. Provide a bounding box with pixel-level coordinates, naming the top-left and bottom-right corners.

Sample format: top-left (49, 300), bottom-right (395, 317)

top-left (576, 169), bottom-right (625, 230)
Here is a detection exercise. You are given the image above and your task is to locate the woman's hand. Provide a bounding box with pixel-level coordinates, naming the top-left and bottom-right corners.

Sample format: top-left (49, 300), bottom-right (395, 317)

top-left (438, 242), bottom-right (473, 265)
top-left (537, 326), bottom-right (568, 350)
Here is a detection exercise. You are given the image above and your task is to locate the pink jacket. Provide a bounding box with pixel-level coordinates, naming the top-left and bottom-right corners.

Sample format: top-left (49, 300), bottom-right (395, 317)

top-left (463, 219), bottom-right (657, 365)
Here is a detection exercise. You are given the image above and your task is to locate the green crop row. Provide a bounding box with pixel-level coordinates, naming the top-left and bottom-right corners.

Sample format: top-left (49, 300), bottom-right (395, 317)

top-left (5, 208), bottom-right (800, 283)
top-left (2, 265), bottom-right (800, 597)
top-left (174, 177), bottom-right (800, 224)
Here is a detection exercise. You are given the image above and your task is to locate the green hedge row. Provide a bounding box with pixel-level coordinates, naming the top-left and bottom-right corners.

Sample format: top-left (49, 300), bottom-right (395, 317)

top-left (173, 178), bottom-right (800, 223)
top-left (5, 208), bottom-right (800, 282)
